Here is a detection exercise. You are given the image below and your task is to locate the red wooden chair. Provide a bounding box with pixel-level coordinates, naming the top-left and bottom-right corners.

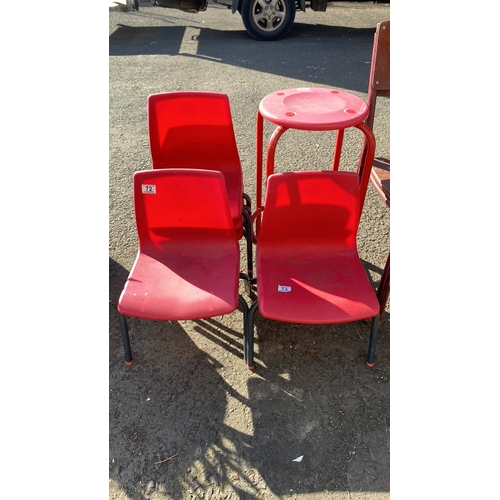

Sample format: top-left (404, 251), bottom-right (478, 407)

top-left (117, 168), bottom-right (247, 365)
top-left (244, 171), bottom-right (380, 370)
top-left (147, 91), bottom-right (254, 280)
top-left (364, 20), bottom-right (390, 321)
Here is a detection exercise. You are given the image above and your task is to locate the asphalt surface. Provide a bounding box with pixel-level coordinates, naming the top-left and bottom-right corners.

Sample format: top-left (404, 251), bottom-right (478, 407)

top-left (109, 2), bottom-right (390, 499)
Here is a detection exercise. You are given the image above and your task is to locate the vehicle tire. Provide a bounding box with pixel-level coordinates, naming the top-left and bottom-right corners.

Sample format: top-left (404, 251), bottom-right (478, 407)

top-left (241, 0), bottom-right (296, 41)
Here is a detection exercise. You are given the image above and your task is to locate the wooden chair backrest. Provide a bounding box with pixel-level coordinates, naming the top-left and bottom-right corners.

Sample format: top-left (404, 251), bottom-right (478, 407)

top-left (366, 20), bottom-right (390, 130)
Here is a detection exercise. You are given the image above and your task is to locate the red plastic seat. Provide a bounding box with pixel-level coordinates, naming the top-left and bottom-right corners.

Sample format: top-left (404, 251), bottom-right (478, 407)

top-left (244, 171), bottom-right (380, 369)
top-left (148, 91), bottom-right (247, 240)
top-left (117, 168), bottom-right (247, 365)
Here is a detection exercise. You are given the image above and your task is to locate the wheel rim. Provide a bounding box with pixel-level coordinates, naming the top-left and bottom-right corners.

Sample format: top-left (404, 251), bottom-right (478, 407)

top-left (251, 0), bottom-right (287, 33)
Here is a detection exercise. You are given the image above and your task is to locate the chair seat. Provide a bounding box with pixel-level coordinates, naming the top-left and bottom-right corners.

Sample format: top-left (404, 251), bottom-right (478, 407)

top-left (148, 92), bottom-right (245, 239)
top-left (257, 247), bottom-right (380, 324)
top-left (118, 242), bottom-right (239, 321)
top-left (116, 168), bottom-right (245, 366)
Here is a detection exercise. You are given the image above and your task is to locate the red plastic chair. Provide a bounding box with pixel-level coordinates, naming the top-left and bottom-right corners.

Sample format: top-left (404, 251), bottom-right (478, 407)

top-left (117, 168), bottom-right (247, 365)
top-left (147, 91), bottom-right (254, 280)
top-left (244, 171), bottom-right (380, 370)
top-left (364, 20), bottom-right (390, 321)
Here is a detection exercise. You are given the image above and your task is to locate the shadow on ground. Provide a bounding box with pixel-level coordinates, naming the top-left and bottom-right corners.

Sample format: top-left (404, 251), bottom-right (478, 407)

top-left (109, 260), bottom-right (389, 499)
top-left (109, 23), bottom-right (376, 93)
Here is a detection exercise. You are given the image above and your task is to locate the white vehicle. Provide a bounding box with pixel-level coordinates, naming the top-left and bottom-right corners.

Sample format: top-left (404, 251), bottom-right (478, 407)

top-left (147, 0), bottom-right (384, 41)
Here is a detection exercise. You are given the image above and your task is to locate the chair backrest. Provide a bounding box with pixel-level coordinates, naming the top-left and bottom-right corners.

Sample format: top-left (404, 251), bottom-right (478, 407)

top-left (365, 20), bottom-right (390, 130)
top-left (147, 91), bottom-right (242, 173)
top-left (259, 171), bottom-right (361, 248)
top-left (132, 168), bottom-right (236, 251)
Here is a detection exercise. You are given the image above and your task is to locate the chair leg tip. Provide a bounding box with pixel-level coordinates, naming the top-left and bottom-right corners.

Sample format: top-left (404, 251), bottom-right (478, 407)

top-left (125, 360), bottom-right (134, 366)
top-left (366, 361), bottom-right (374, 368)
top-left (243, 359), bottom-right (254, 370)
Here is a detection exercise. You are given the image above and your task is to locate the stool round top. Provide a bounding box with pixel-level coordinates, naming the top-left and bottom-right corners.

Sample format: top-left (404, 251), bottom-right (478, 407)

top-left (259, 87), bottom-right (369, 131)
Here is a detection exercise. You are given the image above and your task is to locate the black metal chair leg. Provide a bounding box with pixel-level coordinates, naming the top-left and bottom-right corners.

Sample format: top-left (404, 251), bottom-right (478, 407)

top-left (243, 192), bottom-right (252, 212)
top-left (242, 208), bottom-right (254, 282)
top-left (366, 313), bottom-right (379, 367)
top-left (245, 300), bottom-right (259, 370)
top-left (238, 294), bottom-right (249, 362)
top-left (118, 312), bottom-right (134, 366)
top-left (377, 253), bottom-right (390, 322)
